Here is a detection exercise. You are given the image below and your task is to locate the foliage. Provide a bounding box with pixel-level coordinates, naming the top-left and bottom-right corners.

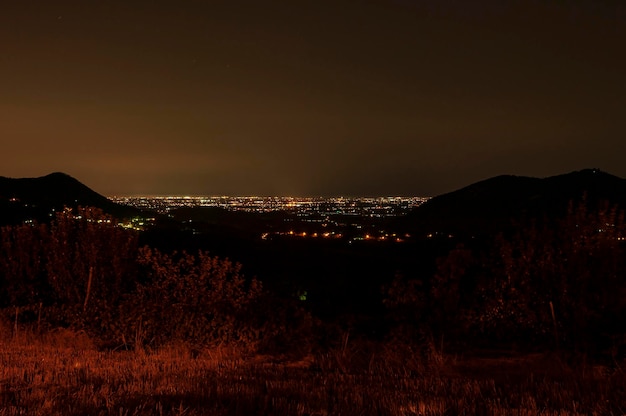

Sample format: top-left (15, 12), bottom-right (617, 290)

top-left (471, 202), bottom-right (626, 347)
top-left (45, 207), bottom-right (139, 308)
top-left (0, 207), bottom-right (308, 351)
top-left (383, 272), bottom-right (429, 342)
top-left (120, 247), bottom-right (264, 348)
top-left (386, 201), bottom-right (626, 350)
top-left (251, 293), bottom-right (317, 357)
top-left (0, 208), bottom-right (139, 311)
top-left (0, 222), bottom-right (49, 307)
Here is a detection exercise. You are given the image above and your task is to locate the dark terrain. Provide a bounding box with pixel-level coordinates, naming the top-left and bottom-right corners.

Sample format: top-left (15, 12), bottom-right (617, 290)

top-left (1, 169), bottom-right (625, 349)
top-left (1, 169), bottom-right (625, 414)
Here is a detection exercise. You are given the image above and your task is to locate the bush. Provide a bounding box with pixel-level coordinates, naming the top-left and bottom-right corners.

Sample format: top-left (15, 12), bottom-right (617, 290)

top-left (115, 247), bottom-right (263, 349)
top-left (0, 222), bottom-right (49, 308)
top-left (386, 201), bottom-right (626, 350)
top-left (0, 208), bottom-right (292, 351)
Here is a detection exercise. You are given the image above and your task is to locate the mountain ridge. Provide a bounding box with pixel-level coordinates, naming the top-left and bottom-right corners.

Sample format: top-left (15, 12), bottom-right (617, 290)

top-left (0, 172), bottom-right (141, 225)
top-left (397, 168), bottom-right (626, 238)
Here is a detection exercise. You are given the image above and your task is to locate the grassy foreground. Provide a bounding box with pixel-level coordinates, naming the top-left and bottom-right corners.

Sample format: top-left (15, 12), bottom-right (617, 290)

top-left (0, 332), bottom-right (624, 415)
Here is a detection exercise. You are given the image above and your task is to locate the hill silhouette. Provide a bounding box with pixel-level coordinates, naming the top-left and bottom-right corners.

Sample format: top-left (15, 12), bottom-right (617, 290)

top-left (0, 172), bottom-right (141, 225)
top-left (397, 169), bottom-right (626, 238)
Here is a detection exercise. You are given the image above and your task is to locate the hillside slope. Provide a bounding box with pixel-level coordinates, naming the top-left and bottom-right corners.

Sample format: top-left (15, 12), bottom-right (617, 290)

top-left (397, 169), bottom-right (626, 238)
top-left (0, 172), bottom-right (140, 225)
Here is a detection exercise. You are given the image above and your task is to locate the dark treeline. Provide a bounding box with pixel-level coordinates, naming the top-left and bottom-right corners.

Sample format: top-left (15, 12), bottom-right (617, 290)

top-left (1, 204), bottom-right (626, 360)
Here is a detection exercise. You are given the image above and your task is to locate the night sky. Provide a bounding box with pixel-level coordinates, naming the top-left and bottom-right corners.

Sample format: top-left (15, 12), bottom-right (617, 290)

top-left (2, 1), bottom-right (625, 196)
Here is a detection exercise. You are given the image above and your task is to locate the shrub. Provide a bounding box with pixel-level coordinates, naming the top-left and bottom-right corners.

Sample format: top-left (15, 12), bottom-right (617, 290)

top-left (45, 207), bottom-right (139, 308)
top-left (470, 202), bottom-right (626, 348)
top-left (0, 222), bottom-right (49, 308)
top-left (118, 247), bottom-right (264, 349)
top-left (386, 201), bottom-right (626, 350)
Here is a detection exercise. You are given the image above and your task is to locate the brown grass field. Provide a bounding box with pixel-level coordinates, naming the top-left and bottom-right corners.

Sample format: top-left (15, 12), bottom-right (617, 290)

top-left (0, 329), bottom-right (624, 416)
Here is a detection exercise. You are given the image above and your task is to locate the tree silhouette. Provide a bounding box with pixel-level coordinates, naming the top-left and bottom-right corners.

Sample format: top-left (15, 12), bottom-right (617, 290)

top-left (386, 201), bottom-right (626, 350)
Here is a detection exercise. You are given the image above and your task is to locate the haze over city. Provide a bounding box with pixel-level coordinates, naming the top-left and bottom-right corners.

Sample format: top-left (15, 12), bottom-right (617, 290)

top-left (2, 1), bottom-right (625, 196)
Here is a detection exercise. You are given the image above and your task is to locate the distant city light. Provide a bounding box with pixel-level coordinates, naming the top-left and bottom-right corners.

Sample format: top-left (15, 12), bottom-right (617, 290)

top-left (109, 195), bottom-right (429, 217)
top-left (109, 195), bottom-right (431, 243)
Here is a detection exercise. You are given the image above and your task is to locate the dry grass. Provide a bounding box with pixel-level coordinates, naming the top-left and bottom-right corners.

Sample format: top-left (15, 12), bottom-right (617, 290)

top-left (0, 332), bottom-right (624, 416)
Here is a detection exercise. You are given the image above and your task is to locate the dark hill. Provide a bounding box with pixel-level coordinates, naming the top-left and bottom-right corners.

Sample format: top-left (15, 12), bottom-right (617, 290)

top-left (0, 172), bottom-right (141, 225)
top-left (397, 169), bottom-right (626, 238)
